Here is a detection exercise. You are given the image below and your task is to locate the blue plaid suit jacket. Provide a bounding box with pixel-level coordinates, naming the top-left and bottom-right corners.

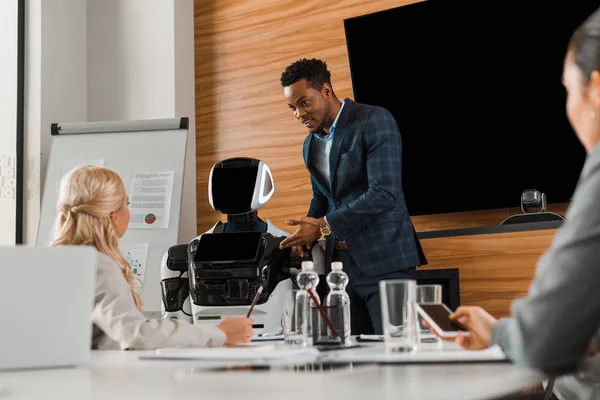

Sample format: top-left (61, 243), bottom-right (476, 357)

top-left (304, 99), bottom-right (427, 276)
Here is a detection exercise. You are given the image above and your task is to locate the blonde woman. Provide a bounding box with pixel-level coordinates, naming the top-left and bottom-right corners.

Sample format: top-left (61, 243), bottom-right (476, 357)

top-left (51, 165), bottom-right (253, 350)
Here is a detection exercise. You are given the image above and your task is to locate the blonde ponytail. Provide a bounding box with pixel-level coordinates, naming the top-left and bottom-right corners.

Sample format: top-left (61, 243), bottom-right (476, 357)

top-left (51, 165), bottom-right (142, 310)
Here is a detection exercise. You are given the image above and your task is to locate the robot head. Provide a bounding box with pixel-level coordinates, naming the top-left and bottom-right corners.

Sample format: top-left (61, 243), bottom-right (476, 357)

top-left (208, 157), bottom-right (274, 215)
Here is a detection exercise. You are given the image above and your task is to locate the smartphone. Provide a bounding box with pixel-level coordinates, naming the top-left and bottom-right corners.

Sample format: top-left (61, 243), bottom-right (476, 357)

top-left (415, 303), bottom-right (470, 337)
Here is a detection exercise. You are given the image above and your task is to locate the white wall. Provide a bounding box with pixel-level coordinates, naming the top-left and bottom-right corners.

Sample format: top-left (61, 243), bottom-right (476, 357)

top-left (0, 0), bottom-right (19, 245)
top-left (25, 0), bottom-right (198, 312)
top-left (87, 0), bottom-right (175, 121)
top-left (173, 0), bottom-right (198, 247)
top-left (26, 0), bottom-right (197, 241)
top-left (24, 0), bottom-right (88, 244)
top-left (24, 0), bottom-right (41, 246)
top-left (86, 0), bottom-right (197, 246)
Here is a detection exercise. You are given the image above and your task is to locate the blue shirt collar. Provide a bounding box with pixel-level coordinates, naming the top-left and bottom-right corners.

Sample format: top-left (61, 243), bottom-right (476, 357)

top-left (314, 99), bottom-right (345, 140)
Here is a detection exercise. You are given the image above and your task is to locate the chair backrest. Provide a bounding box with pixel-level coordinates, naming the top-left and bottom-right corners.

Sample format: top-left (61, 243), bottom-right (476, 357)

top-left (0, 245), bottom-right (97, 371)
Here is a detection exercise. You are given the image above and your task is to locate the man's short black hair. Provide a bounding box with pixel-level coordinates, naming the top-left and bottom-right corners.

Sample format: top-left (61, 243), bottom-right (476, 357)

top-left (280, 58), bottom-right (332, 91)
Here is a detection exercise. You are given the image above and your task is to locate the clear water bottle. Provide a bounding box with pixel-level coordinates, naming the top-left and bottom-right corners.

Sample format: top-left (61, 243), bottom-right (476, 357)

top-left (325, 261), bottom-right (351, 341)
top-left (295, 261), bottom-right (320, 335)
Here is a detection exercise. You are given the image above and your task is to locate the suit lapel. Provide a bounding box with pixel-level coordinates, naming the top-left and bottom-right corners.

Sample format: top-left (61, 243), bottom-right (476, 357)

top-left (304, 133), bottom-right (331, 195)
top-left (329, 99), bottom-right (356, 195)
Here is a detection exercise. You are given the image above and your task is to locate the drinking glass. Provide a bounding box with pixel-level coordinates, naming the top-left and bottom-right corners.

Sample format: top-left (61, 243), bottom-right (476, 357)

top-left (416, 284), bottom-right (443, 344)
top-left (282, 289), bottom-right (308, 346)
top-left (379, 279), bottom-right (418, 353)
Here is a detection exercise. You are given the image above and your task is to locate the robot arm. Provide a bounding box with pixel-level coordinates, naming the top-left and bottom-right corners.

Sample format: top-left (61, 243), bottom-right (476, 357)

top-left (160, 222), bottom-right (220, 322)
top-left (159, 245), bottom-right (192, 322)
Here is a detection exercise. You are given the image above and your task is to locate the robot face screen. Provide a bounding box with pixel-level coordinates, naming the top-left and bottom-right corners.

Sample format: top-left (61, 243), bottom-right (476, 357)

top-left (194, 232), bottom-right (262, 264)
top-left (211, 166), bottom-right (258, 213)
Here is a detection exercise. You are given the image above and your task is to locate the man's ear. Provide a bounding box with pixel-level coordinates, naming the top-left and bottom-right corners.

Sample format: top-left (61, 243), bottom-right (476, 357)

top-left (322, 83), bottom-right (333, 98)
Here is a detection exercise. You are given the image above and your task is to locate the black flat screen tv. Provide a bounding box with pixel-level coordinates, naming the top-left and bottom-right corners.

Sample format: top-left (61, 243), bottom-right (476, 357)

top-left (344, 0), bottom-right (597, 216)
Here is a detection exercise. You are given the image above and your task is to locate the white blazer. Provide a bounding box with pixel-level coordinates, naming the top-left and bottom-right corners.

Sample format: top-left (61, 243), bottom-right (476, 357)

top-left (91, 252), bottom-right (226, 350)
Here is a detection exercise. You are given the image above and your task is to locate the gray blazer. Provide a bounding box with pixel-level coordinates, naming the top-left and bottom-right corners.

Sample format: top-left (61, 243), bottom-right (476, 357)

top-left (492, 143), bottom-right (600, 399)
top-left (92, 252), bottom-right (226, 350)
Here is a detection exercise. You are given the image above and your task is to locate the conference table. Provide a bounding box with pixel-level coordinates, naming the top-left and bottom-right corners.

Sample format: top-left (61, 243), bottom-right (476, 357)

top-left (0, 341), bottom-right (543, 400)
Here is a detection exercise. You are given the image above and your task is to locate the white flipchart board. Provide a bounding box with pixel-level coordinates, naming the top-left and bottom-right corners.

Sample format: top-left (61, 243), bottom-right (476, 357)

top-left (37, 118), bottom-right (189, 313)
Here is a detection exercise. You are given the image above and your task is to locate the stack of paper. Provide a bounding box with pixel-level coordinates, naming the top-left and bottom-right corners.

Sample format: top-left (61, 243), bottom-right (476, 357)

top-left (319, 345), bottom-right (508, 364)
top-left (141, 344), bottom-right (320, 362)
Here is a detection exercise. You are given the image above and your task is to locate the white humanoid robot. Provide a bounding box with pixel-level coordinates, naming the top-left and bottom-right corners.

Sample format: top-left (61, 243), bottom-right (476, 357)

top-left (160, 157), bottom-right (324, 335)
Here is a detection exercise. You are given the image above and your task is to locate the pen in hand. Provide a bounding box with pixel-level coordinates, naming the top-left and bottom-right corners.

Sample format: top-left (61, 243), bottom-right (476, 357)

top-left (246, 285), bottom-right (264, 318)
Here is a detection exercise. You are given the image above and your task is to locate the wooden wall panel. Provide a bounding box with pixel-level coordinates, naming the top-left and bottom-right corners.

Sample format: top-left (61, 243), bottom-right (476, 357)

top-left (420, 228), bottom-right (558, 318)
top-left (193, 1), bottom-right (569, 318)
top-left (194, 0), bottom-right (423, 235)
top-left (193, 0), bottom-right (571, 236)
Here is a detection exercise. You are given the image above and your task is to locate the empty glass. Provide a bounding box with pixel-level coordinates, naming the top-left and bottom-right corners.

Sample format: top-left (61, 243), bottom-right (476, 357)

top-left (282, 289), bottom-right (308, 346)
top-left (379, 279), bottom-right (418, 353)
top-left (416, 284), bottom-right (443, 344)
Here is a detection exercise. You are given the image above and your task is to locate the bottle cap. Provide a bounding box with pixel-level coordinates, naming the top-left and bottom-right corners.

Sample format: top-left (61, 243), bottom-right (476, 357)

top-left (301, 261), bottom-right (314, 270)
top-left (331, 261), bottom-right (343, 271)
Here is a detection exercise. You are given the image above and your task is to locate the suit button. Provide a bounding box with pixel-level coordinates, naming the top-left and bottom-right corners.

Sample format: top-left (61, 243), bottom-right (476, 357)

top-left (335, 201), bottom-right (341, 206)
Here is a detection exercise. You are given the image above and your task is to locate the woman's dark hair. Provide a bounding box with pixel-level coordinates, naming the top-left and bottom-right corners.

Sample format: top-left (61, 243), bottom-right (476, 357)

top-left (569, 6), bottom-right (600, 84)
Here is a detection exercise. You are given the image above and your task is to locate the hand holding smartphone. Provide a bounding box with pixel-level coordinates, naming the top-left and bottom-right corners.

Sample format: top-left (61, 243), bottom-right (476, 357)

top-left (415, 303), bottom-right (470, 338)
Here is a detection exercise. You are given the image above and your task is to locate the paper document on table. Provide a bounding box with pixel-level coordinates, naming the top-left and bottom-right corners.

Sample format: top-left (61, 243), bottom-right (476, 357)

top-left (320, 345), bottom-right (508, 364)
top-left (140, 345), bottom-right (320, 361)
top-left (358, 334), bottom-right (383, 342)
top-left (128, 171), bottom-right (174, 229)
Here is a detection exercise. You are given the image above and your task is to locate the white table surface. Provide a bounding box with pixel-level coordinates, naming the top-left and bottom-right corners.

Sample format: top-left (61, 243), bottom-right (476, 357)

top-left (0, 342), bottom-right (542, 400)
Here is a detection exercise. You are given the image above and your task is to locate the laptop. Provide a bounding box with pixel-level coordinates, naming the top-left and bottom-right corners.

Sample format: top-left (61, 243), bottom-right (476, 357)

top-left (0, 245), bottom-right (97, 371)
